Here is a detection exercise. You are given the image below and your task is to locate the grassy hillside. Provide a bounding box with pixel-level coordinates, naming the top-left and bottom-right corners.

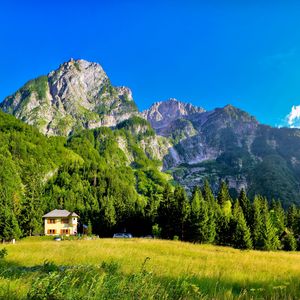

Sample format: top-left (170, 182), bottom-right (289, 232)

top-left (1, 238), bottom-right (300, 299)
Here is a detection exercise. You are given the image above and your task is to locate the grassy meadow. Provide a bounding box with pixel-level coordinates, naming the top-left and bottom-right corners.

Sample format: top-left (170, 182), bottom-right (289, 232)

top-left (0, 237), bottom-right (300, 299)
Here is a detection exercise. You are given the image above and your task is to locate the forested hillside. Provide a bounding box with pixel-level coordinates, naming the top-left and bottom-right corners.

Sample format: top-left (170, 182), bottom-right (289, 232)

top-left (0, 111), bottom-right (168, 239)
top-left (1, 110), bottom-right (300, 252)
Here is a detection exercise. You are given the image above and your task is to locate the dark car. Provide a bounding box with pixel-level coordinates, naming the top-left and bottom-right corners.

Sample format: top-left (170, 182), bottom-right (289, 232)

top-left (113, 233), bottom-right (133, 238)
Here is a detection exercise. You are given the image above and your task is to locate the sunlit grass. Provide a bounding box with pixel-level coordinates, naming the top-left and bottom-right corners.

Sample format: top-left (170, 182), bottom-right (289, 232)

top-left (1, 237), bottom-right (300, 299)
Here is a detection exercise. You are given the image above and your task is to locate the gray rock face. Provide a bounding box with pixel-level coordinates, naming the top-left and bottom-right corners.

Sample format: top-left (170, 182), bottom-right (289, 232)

top-left (142, 100), bottom-right (262, 194)
top-left (142, 98), bottom-right (205, 132)
top-left (1, 59), bottom-right (138, 136)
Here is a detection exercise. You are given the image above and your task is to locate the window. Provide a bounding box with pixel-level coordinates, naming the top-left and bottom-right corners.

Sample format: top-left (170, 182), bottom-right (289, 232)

top-left (47, 219), bottom-right (56, 224)
top-left (61, 218), bottom-right (69, 224)
top-left (61, 229), bottom-right (70, 235)
top-left (47, 229), bottom-right (56, 234)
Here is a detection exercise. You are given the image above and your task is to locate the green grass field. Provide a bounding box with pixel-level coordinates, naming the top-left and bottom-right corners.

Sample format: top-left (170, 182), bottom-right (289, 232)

top-left (1, 237), bottom-right (300, 299)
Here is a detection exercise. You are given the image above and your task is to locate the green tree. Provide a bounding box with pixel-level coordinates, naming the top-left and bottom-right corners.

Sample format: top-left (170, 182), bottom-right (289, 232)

top-left (202, 180), bottom-right (216, 243)
top-left (173, 186), bottom-right (190, 240)
top-left (158, 184), bottom-right (176, 239)
top-left (232, 201), bottom-right (253, 249)
top-left (252, 196), bottom-right (264, 249)
top-left (238, 189), bottom-right (252, 225)
top-left (188, 187), bottom-right (211, 243)
top-left (270, 200), bottom-right (285, 236)
top-left (87, 220), bottom-right (93, 236)
top-left (260, 199), bottom-right (280, 251)
top-left (287, 204), bottom-right (299, 235)
top-left (281, 231), bottom-right (297, 251)
top-left (215, 182), bottom-right (232, 245)
top-left (1, 207), bottom-right (22, 241)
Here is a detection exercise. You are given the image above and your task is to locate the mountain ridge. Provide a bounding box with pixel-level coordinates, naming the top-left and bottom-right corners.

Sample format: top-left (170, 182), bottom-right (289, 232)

top-left (1, 58), bottom-right (300, 207)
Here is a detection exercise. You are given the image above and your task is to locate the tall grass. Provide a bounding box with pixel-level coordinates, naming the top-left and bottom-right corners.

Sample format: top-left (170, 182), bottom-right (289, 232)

top-left (0, 237), bottom-right (300, 299)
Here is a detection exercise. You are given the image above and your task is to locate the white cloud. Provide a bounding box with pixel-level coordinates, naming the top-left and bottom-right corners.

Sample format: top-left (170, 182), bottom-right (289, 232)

top-left (286, 105), bottom-right (300, 128)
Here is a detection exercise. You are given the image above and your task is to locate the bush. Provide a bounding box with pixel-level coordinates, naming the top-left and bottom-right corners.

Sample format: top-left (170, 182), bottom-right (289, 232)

top-left (152, 224), bottom-right (161, 238)
top-left (0, 248), bottom-right (7, 259)
top-left (282, 232), bottom-right (297, 251)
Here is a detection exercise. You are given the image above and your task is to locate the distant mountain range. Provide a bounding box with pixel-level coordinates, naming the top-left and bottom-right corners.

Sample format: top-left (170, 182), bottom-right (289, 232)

top-left (2, 59), bottom-right (300, 206)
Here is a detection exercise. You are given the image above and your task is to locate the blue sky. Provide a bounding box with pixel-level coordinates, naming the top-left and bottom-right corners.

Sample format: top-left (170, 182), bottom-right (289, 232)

top-left (1, 1), bottom-right (300, 127)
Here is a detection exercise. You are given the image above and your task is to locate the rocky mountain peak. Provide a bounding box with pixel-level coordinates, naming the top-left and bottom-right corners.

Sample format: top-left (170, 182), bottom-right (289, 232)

top-left (0, 59), bottom-right (138, 136)
top-left (142, 98), bottom-right (205, 130)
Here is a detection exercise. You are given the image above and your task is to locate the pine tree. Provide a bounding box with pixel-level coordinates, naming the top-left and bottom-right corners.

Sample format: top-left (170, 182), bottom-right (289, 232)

top-left (206, 203), bottom-right (216, 244)
top-left (217, 181), bottom-right (232, 218)
top-left (215, 182), bottom-right (232, 245)
top-left (202, 180), bottom-right (216, 243)
top-left (287, 204), bottom-right (299, 234)
top-left (202, 179), bottom-right (215, 205)
top-left (252, 196), bottom-right (264, 249)
top-left (173, 186), bottom-right (190, 240)
top-left (2, 207), bottom-right (22, 241)
top-left (232, 201), bottom-right (253, 249)
top-left (256, 198), bottom-right (280, 251)
top-left (261, 211), bottom-right (280, 251)
top-left (270, 200), bottom-right (285, 236)
top-left (157, 184), bottom-right (176, 239)
top-left (188, 187), bottom-right (201, 242)
top-left (238, 189), bottom-right (251, 225)
top-left (188, 187), bottom-right (211, 243)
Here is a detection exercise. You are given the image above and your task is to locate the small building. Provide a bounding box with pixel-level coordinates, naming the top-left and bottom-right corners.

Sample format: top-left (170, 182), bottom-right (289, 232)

top-left (42, 209), bottom-right (79, 236)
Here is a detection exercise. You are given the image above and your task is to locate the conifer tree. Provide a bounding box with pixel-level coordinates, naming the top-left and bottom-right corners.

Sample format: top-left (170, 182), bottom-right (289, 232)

top-left (238, 189), bottom-right (251, 225)
top-left (261, 210), bottom-right (280, 251)
top-left (281, 231), bottom-right (297, 251)
top-left (232, 201), bottom-right (253, 249)
top-left (173, 186), bottom-right (190, 240)
top-left (202, 180), bottom-right (216, 243)
top-left (188, 187), bottom-right (201, 242)
top-left (206, 203), bottom-right (216, 244)
top-left (252, 196), bottom-right (264, 249)
top-left (1, 207), bottom-right (22, 241)
top-left (270, 200), bottom-right (285, 236)
top-left (188, 187), bottom-right (212, 243)
top-left (202, 179), bottom-right (215, 205)
top-left (158, 184), bottom-right (176, 239)
top-left (217, 181), bottom-right (232, 218)
top-left (287, 204), bottom-right (299, 235)
top-left (215, 182), bottom-right (232, 245)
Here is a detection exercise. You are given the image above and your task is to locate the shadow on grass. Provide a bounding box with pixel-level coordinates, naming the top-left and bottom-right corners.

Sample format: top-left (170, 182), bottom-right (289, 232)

top-left (0, 259), bottom-right (299, 299)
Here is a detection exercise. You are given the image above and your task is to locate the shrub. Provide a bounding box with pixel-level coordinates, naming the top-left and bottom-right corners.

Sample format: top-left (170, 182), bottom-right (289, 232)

top-left (0, 248), bottom-right (7, 259)
top-left (282, 232), bottom-right (297, 251)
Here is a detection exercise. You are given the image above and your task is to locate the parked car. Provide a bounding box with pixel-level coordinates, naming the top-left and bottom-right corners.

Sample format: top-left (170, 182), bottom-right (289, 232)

top-left (142, 235), bottom-right (154, 239)
top-left (113, 233), bottom-right (133, 238)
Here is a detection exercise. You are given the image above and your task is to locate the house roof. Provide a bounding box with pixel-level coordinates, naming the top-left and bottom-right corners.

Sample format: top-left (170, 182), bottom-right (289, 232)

top-left (42, 209), bottom-right (79, 218)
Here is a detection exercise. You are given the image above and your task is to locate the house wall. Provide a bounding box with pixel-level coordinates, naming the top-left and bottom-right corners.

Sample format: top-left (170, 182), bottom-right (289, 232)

top-left (44, 217), bottom-right (78, 235)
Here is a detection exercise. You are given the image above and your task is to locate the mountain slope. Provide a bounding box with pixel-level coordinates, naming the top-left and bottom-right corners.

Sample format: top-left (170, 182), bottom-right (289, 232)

top-left (1, 59), bottom-right (138, 136)
top-left (143, 101), bottom-right (300, 206)
top-left (0, 110), bottom-right (171, 236)
top-left (2, 58), bottom-right (300, 207)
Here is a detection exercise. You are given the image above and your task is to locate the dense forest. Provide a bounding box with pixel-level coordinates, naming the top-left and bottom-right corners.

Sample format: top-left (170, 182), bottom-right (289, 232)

top-left (0, 110), bottom-right (300, 251)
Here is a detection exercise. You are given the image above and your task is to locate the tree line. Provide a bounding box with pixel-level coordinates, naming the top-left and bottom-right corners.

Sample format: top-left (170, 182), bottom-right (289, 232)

top-left (157, 181), bottom-right (300, 251)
